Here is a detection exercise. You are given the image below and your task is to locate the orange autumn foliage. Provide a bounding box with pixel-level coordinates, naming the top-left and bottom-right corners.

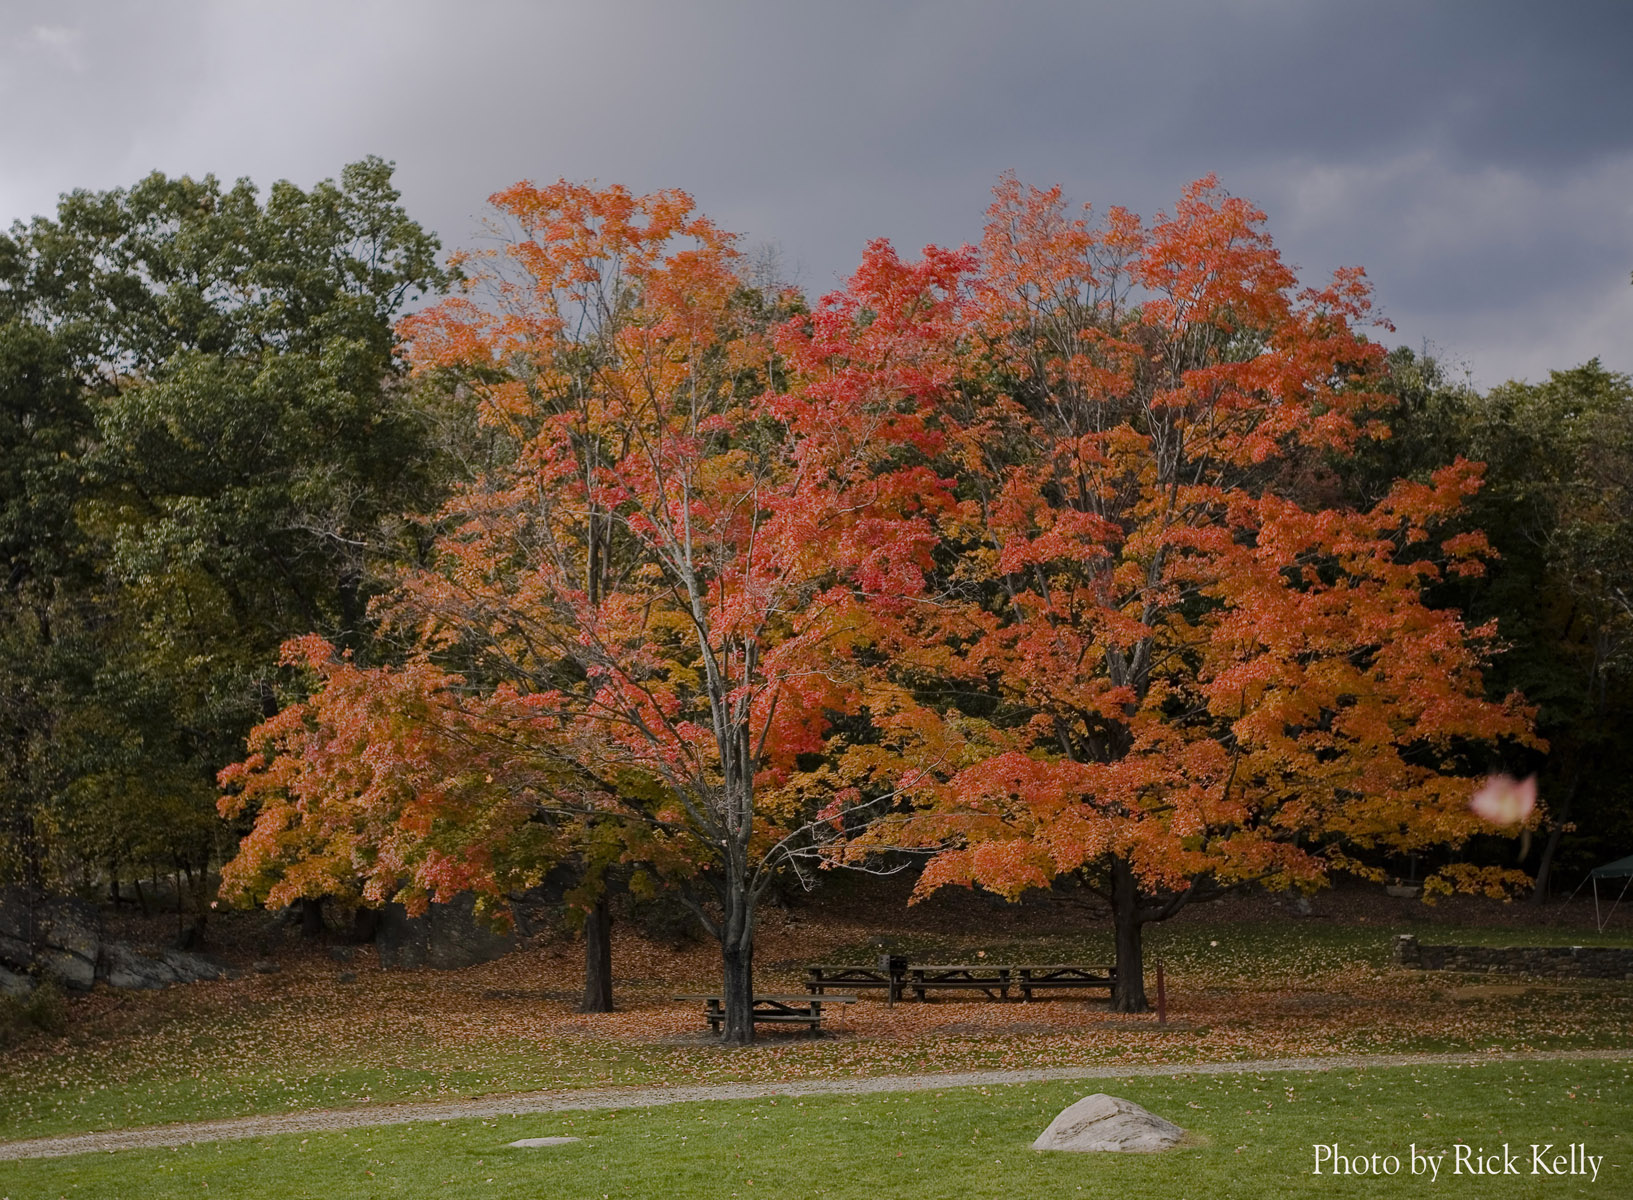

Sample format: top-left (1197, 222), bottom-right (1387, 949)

top-left (832, 177), bottom-right (1538, 1010)
top-left (220, 182), bottom-right (967, 1042)
top-left (218, 174), bottom-right (1539, 1028)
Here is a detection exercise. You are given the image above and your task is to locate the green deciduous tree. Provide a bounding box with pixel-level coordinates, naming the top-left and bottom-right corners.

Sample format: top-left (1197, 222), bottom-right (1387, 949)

top-left (1, 159), bottom-right (451, 923)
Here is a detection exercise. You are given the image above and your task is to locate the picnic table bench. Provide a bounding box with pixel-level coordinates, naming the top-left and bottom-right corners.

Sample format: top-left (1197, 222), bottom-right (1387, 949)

top-left (674, 992), bottom-right (856, 1035)
top-left (805, 961), bottom-right (1114, 1002)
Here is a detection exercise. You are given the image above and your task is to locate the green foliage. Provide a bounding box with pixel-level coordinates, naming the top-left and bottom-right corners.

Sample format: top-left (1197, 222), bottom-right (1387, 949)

top-left (1344, 351), bottom-right (1633, 888)
top-left (0, 158), bottom-right (453, 900)
top-left (1472, 362), bottom-right (1633, 886)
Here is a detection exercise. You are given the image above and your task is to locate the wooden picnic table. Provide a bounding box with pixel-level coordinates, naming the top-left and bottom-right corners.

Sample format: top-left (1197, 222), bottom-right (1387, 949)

top-left (805, 961), bottom-right (1115, 1002)
top-left (674, 992), bottom-right (856, 1035)
top-left (900, 963), bottom-right (1015, 1000)
top-left (1011, 963), bottom-right (1116, 1000)
top-left (805, 963), bottom-right (904, 1003)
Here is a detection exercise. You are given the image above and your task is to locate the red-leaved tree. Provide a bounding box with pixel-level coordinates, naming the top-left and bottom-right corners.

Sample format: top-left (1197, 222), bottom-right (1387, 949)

top-left (840, 176), bottom-right (1537, 1010)
top-left (220, 183), bottom-right (968, 1042)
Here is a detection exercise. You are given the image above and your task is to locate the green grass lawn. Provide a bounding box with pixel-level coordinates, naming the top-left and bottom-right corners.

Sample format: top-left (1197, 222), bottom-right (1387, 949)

top-left (3, 918), bottom-right (1628, 1144)
top-left (4, 1059), bottom-right (1626, 1199)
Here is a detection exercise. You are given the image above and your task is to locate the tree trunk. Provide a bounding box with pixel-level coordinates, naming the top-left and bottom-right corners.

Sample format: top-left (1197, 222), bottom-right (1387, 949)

top-left (720, 935), bottom-right (755, 1045)
top-left (350, 906), bottom-right (380, 943)
top-left (580, 894), bottom-right (614, 1013)
top-left (1533, 763), bottom-right (1580, 905)
top-left (1109, 858), bottom-right (1149, 1013)
top-left (299, 896), bottom-right (325, 938)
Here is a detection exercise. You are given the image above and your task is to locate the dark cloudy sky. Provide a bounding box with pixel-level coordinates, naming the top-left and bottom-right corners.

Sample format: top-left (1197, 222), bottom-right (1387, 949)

top-left (3, 0), bottom-right (1629, 387)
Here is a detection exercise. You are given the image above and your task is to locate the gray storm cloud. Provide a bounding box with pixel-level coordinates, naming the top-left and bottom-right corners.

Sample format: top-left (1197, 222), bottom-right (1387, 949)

top-left (2, 0), bottom-right (1628, 387)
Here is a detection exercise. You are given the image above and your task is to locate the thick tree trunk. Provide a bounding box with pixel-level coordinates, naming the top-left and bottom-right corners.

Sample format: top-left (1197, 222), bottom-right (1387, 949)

top-left (350, 905), bottom-right (381, 943)
top-left (720, 935), bottom-right (755, 1045)
top-left (580, 894), bottom-right (614, 1013)
top-left (1109, 858), bottom-right (1149, 1013)
top-left (299, 896), bottom-right (325, 938)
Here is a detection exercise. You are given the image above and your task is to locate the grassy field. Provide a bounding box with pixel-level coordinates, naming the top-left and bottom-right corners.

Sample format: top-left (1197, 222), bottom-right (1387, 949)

top-left (4, 1058), bottom-right (1627, 1199)
top-left (3, 913), bottom-right (1631, 1144)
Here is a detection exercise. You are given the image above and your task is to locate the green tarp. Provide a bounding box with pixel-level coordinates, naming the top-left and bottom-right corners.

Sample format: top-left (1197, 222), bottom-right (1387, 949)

top-left (1589, 855), bottom-right (1633, 879)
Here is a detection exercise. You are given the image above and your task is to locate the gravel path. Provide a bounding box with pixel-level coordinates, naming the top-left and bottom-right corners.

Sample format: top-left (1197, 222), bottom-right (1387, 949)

top-left (4, 1047), bottom-right (1629, 1161)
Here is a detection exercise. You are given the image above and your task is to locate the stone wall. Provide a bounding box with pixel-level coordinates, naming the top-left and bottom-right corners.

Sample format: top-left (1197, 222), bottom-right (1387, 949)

top-left (1393, 933), bottom-right (1633, 979)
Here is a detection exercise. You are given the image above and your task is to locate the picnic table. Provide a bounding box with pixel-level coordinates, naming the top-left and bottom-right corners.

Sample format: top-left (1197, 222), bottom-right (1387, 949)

top-left (674, 992), bottom-right (856, 1035)
top-left (805, 961), bottom-right (1115, 1002)
top-left (901, 963), bottom-right (1016, 1000)
top-left (805, 962), bottom-right (905, 1003)
top-left (1011, 963), bottom-right (1115, 1000)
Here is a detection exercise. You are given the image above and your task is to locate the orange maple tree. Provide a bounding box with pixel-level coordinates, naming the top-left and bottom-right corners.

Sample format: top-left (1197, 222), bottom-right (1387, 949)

top-left (219, 183), bottom-right (965, 1042)
top-left (220, 173), bottom-right (1538, 1031)
top-left (842, 177), bottom-right (1538, 1010)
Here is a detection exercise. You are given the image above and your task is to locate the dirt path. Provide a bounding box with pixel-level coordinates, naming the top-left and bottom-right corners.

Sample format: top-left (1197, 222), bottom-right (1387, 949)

top-left (4, 1047), bottom-right (1629, 1161)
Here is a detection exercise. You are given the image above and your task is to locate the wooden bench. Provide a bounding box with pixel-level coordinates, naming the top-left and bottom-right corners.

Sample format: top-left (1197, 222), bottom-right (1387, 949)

top-left (674, 993), bottom-right (856, 1035)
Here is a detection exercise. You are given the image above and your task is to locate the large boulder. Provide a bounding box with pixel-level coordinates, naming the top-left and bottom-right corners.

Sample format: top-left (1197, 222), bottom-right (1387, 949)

top-left (1032, 1094), bottom-right (1187, 1153)
top-left (99, 942), bottom-right (178, 990)
top-left (375, 894), bottom-right (516, 970)
top-left (98, 943), bottom-right (232, 990)
top-left (0, 964), bottom-right (35, 999)
top-left (3, 888), bottom-right (233, 992)
top-left (0, 889), bottom-right (101, 991)
top-left (155, 947), bottom-right (233, 983)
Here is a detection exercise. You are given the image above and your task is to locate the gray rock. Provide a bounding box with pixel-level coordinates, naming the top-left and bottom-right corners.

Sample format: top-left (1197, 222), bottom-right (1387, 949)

top-left (100, 943), bottom-right (181, 990)
top-left (1032, 1094), bottom-right (1186, 1153)
top-left (0, 964), bottom-right (35, 999)
top-left (506, 1137), bottom-right (581, 1148)
top-left (252, 959), bottom-right (281, 974)
top-left (337, 971), bottom-right (357, 983)
top-left (329, 945), bottom-right (356, 963)
top-left (1, 892), bottom-right (229, 993)
top-left (376, 893), bottom-right (516, 971)
top-left (0, 890), bottom-right (102, 991)
top-left (0, 931), bottom-right (28, 974)
top-left (1277, 890), bottom-right (1313, 916)
top-left (99, 943), bottom-right (231, 990)
top-left (154, 948), bottom-right (231, 983)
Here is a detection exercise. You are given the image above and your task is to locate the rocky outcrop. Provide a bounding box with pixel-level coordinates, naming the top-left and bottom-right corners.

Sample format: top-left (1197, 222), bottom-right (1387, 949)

top-left (0, 964), bottom-right (35, 998)
top-left (1, 889), bottom-right (231, 991)
top-left (375, 893), bottom-right (517, 970)
top-left (98, 944), bottom-right (232, 990)
top-left (1394, 933), bottom-right (1633, 979)
top-left (1032, 1094), bottom-right (1187, 1153)
top-left (1, 890), bottom-right (100, 990)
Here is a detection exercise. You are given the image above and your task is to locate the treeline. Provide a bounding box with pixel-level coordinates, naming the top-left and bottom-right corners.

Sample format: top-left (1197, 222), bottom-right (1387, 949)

top-left (0, 159), bottom-right (453, 931)
top-left (1354, 350), bottom-right (1633, 892)
top-left (2, 159), bottom-right (1629, 953)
